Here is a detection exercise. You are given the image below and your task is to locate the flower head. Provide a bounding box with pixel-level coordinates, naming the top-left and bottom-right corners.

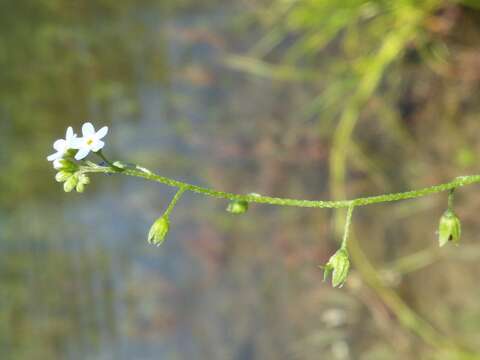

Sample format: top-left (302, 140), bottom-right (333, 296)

top-left (75, 122), bottom-right (109, 160)
top-left (47, 127), bottom-right (79, 162)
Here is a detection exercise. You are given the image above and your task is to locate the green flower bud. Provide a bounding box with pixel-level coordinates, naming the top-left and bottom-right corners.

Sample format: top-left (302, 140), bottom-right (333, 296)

top-left (226, 200), bottom-right (249, 214)
top-left (438, 209), bottom-right (461, 247)
top-left (55, 171), bottom-right (72, 183)
top-left (63, 175), bottom-right (78, 193)
top-left (148, 216), bottom-right (170, 246)
top-left (322, 249), bottom-right (350, 288)
top-left (78, 174), bottom-right (90, 185)
top-left (76, 182), bottom-right (85, 193)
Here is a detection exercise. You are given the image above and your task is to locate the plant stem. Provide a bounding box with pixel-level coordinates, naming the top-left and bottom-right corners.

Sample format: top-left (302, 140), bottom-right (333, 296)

top-left (80, 163), bottom-right (480, 210)
top-left (448, 188), bottom-right (455, 210)
top-left (165, 187), bottom-right (186, 217)
top-left (95, 150), bottom-right (115, 167)
top-left (341, 203), bottom-right (354, 250)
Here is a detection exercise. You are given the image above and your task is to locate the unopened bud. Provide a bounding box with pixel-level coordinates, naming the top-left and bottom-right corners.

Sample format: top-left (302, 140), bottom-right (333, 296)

top-left (226, 200), bottom-right (249, 214)
top-left (148, 216), bottom-right (170, 246)
top-left (438, 209), bottom-right (461, 247)
top-left (322, 249), bottom-right (350, 288)
top-left (63, 175), bottom-right (78, 193)
top-left (76, 182), bottom-right (85, 193)
top-left (78, 174), bottom-right (90, 185)
top-left (55, 171), bottom-right (72, 183)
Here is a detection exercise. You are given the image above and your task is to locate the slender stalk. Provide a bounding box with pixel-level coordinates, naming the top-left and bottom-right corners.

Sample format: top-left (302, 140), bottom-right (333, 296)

top-left (448, 188), bottom-right (455, 210)
top-left (80, 163), bottom-right (480, 210)
top-left (95, 150), bottom-right (116, 168)
top-left (341, 203), bottom-right (354, 250)
top-left (165, 187), bottom-right (186, 217)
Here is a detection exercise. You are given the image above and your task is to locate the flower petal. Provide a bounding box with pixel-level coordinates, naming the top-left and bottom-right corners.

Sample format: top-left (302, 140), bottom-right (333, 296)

top-left (69, 137), bottom-right (83, 149)
top-left (75, 148), bottom-right (90, 160)
top-left (53, 139), bottom-right (66, 151)
top-left (82, 122), bottom-right (95, 136)
top-left (91, 140), bottom-right (105, 152)
top-left (47, 152), bottom-right (62, 161)
top-left (96, 126), bottom-right (108, 139)
top-left (66, 126), bottom-right (74, 140)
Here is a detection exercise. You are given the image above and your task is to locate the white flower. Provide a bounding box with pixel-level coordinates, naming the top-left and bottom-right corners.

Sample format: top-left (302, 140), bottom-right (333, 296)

top-left (74, 122), bottom-right (108, 160)
top-left (47, 127), bottom-right (80, 162)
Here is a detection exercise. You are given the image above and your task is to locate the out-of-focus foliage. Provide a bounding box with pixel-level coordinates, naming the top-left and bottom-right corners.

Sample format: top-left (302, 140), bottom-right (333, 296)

top-left (225, 0), bottom-right (480, 358)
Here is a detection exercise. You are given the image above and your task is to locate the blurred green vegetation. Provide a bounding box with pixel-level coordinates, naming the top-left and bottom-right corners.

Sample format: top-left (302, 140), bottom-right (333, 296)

top-left (222, 0), bottom-right (480, 358)
top-left (2, 0), bottom-right (480, 359)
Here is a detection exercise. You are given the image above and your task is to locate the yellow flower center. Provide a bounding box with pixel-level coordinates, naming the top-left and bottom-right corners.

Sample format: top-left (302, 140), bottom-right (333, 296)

top-left (86, 138), bottom-right (94, 145)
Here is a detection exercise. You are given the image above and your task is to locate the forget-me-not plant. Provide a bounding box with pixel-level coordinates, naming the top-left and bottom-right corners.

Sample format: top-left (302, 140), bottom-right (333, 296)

top-left (48, 123), bottom-right (477, 287)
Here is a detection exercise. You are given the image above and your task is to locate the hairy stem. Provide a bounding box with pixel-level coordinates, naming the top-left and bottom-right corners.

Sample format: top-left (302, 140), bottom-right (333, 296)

top-left (80, 163), bottom-right (480, 210)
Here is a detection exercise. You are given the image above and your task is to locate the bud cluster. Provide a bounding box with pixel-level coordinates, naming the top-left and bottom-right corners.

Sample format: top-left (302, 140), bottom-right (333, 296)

top-left (54, 159), bottom-right (90, 193)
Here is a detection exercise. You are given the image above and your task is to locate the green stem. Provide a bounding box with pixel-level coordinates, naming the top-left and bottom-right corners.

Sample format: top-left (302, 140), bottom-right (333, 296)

top-left (165, 186), bottom-right (186, 217)
top-left (448, 188), bottom-right (455, 210)
top-left (341, 203), bottom-right (354, 250)
top-left (95, 150), bottom-right (115, 168)
top-left (80, 163), bottom-right (480, 210)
